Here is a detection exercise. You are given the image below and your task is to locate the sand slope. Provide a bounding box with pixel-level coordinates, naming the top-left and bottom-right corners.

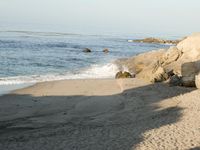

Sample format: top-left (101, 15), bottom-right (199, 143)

top-left (0, 79), bottom-right (200, 150)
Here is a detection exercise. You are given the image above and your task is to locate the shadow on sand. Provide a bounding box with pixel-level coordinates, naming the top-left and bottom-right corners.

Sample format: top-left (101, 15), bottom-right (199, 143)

top-left (0, 82), bottom-right (195, 150)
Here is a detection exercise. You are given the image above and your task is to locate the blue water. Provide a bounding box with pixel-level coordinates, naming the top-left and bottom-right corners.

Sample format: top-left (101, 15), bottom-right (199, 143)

top-left (0, 31), bottom-right (170, 85)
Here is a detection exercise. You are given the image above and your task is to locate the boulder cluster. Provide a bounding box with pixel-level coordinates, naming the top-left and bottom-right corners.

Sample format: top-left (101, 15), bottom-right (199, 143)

top-left (83, 48), bottom-right (109, 53)
top-left (119, 33), bottom-right (200, 88)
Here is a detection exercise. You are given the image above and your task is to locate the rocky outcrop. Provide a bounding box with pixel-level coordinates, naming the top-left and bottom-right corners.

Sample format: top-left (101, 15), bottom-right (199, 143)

top-left (160, 46), bottom-right (182, 66)
top-left (131, 37), bottom-right (181, 45)
top-left (119, 33), bottom-right (200, 87)
top-left (139, 66), bottom-right (168, 82)
top-left (116, 49), bottom-right (166, 74)
top-left (177, 33), bottom-right (200, 54)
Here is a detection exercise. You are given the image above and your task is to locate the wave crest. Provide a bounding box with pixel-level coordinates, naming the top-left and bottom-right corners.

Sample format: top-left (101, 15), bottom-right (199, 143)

top-left (0, 63), bottom-right (120, 85)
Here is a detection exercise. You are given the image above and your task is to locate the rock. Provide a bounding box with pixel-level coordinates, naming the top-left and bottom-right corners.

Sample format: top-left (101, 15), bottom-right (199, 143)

top-left (115, 71), bottom-right (123, 79)
top-left (177, 33), bottom-right (200, 60)
top-left (162, 33), bottom-right (200, 82)
top-left (169, 75), bottom-right (182, 86)
top-left (103, 48), bottom-right (109, 53)
top-left (115, 49), bottom-right (166, 74)
top-left (181, 62), bottom-right (197, 78)
top-left (117, 33), bottom-right (200, 86)
top-left (161, 46), bottom-right (182, 66)
top-left (152, 66), bottom-right (169, 82)
top-left (195, 74), bottom-right (200, 88)
top-left (83, 48), bottom-right (92, 53)
top-left (181, 76), bottom-right (196, 87)
top-left (167, 70), bottom-right (175, 77)
top-left (177, 33), bottom-right (200, 53)
top-left (163, 60), bottom-right (183, 76)
top-left (115, 71), bottom-right (133, 79)
top-left (133, 37), bottom-right (180, 45)
top-left (137, 61), bottom-right (168, 83)
top-left (181, 61), bottom-right (200, 87)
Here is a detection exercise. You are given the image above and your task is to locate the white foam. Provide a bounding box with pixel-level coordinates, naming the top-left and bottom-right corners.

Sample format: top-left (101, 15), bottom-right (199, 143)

top-left (0, 63), bottom-right (120, 85)
top-left (0, 83), bottom-right (34, 95)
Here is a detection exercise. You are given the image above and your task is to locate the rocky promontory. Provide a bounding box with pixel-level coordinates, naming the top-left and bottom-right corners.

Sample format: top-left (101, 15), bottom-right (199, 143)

top-left (118, 33), bottom-right (200, 87)
top-left (129, 37), bottom-right (184, 45)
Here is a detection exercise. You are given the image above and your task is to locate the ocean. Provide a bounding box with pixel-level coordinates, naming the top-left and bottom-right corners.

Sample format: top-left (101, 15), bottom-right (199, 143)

top-left (0, 30), bottom-right (170, 93)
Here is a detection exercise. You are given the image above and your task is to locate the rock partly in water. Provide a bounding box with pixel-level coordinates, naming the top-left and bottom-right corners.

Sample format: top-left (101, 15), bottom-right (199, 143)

top-left (118, 33), bottom-right (200, 87)
top-left (115, 71), bottom-right (133, 79)
top-left (83, 48), bottom-right (92, 53)
top-left (115, 49), bottom-right (166, 74)
top-left (103, 48), bottom-right (109, 53)
top-left (132, 37), bottom-right (181, 45)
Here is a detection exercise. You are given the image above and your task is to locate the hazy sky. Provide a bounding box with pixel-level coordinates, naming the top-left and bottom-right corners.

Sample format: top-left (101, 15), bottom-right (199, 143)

top-left (0, 0), bottom-right (200, 36)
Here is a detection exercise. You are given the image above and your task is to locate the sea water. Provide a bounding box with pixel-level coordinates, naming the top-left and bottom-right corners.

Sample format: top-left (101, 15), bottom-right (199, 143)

top-left (0, 31), bottom-right (170, 91)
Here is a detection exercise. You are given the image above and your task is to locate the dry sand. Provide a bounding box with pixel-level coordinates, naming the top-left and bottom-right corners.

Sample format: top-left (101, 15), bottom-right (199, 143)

top-left (0, 79), bottom-right (200, 150)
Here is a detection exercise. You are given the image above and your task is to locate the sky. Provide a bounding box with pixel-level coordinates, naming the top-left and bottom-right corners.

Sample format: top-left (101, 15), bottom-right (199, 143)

top-left (0, 0), bottom-right (200, 36)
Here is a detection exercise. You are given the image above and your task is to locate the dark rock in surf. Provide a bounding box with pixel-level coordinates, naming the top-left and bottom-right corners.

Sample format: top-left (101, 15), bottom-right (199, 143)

top-left (115, 71), bottom-right (133, 79)
top-left (83, 48), bottom-right (92, 53)
top-left (103, 48), bottom-right (109, 53)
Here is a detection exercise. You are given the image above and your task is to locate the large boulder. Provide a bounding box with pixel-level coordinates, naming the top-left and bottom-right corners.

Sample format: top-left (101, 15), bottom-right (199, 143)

top-left (181, 62), bottom-right (198, 77)
top-left (177, 33), bottom-right (200, 60)
top-left (161, 46), bottom-right (182, 66)
top-left (152, 66), bottom-right (169, 82)
top-left (137, 61), bottom-right (168, 83)
top-left (163, 33), bottom-right (200, 84)
top-left (181, 61), bottom-right (200, 87)
top-left (116, 49), bottom-right (166, 74)
top-left (177, 33), bottom-right (200, 53)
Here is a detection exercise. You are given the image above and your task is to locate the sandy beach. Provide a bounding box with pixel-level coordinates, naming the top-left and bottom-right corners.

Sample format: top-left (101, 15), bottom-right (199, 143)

top-left (0, 78), bottom-right (200, 150)
top-left (1, 0), bottom-right (200, 149)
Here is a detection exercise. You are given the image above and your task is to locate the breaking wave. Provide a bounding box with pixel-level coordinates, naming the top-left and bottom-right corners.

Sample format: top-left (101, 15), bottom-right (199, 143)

top-left (0, 63), bottom-right (120, 85)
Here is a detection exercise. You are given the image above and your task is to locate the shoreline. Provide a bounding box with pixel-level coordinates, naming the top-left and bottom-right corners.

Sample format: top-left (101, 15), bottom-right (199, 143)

top-left (0, 83), bottom-right (35, 96)
top-left (0, 78), bottom-right (119, 96)
top-left (12, 78), bottom-right (146, 96)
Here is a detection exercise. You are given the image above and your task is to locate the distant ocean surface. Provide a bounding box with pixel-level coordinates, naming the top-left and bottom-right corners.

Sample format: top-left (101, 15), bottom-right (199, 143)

top-left (0, 31), bottom-right (170, 86)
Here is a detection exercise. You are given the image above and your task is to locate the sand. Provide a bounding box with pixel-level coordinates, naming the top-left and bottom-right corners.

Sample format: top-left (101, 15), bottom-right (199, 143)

top-left (0, 78), bottom-right (200, 150)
